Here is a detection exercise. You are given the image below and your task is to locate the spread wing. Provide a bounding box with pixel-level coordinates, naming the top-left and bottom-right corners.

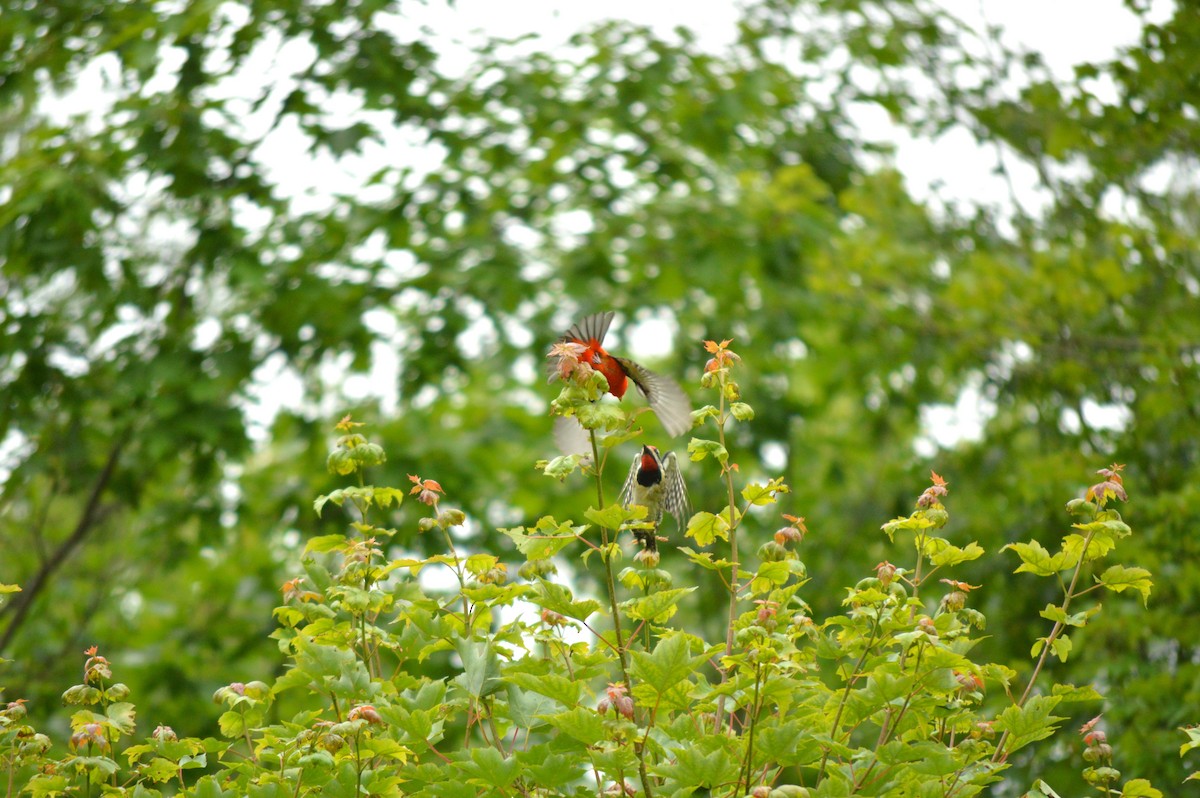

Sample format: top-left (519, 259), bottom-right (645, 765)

top-left (561, 311), bottom-right (615, 346)
top-left (660, 451), bottom-right (691, 530)
top-left (614, 356), bottom-right (693, 438)
top-left (619, 451), bottom-right (641, 509)
top-left (546, 311), bottom-right (617, 382)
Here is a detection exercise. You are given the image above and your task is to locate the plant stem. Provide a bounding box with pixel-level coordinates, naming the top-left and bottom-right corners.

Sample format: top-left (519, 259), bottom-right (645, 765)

top-left (739, 660), bottom-right (765, 795)
top-left (589, 429), bottom-right (654, 798)
top-left (992, 528), bottom-right (1096, 764)
top-left (817, 614), bottom-right (882, 782)
top-left (715, 387), bottom-right (741, 732)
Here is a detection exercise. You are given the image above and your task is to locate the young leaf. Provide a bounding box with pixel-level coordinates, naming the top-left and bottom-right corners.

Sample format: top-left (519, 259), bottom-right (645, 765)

top-left (993, 695), bottom-right (1065, 754)
top-left (687, 438), bottom-right (728, 463)
top-left (1120, 779), bottom-right (1162, 798)
top-left (1003, 540), bottom-right (1072, 576)
top-left (1097, 565), bottom-right (1153, 606)
top-left (685, 511), bottom-right (730, 546)
top-left (623, 587), bottom-right (696, 624)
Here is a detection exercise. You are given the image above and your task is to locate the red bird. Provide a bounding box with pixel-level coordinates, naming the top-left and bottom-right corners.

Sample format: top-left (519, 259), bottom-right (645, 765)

top-left (550, 311), bottom-right (692, 446)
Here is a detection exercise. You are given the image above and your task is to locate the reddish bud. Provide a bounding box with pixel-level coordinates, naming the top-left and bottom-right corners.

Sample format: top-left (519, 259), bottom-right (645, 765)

top-left (153, 725), bottom-right (177, 742)
top-left (875, 561), bottom-right (897, 587)
top-left (349, 705), bottom-right (384, 726)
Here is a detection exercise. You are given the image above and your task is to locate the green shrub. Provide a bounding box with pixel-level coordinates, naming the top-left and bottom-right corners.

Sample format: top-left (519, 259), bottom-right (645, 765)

top-left (0, 339), bottom-right (1179, 797)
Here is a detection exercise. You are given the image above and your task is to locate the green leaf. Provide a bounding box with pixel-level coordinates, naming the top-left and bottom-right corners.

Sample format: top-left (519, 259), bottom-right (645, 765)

top-left (540, 454), bottom-right (584, 480)
top-left (1051, 683), bottom-right (1104, 703)
top-left (1120, 778), bottom-right (1162, 798)
top-left (1049, 634), bottom-right (1072, 662)
top-left (452, 639), bottom-right (502, 699)
top-left (455, 747), bottom-right (521, 789)
top-left (1003, 540), bottom-right (1072, 576)
top-left (687, 438), bottom-right (728, 463)
top-left (1180, 726), bottom-right (1200, 756)
top-left (730, 401), bottom-right (755, 420)
top-left (503, 671), bottom-right (580, 708)
top-left (741, 476), bottom-right (788, 506)
top-left (1097, 565), bottom-right (1153, 605)
top-left (993, 695), bottom-right (1065, 754)
top-left (677, 547), bottom-right (733, 571)
top-left (141, 756), bottom-right (180, 783)
top-left (499, 517), bottom-right (585, 560)
top-left (629, 634), bottom-right (710, 701)
top-left (623, 587), bottom-right (695, 624)
top-left (685, 511), bottom-right (730, 546)
top-left (529, 579), bottom-right (602, 621)
top-left (880, 513), bottom-right (936, 541)
top-left (926, 538), bottom-right (985, 567)
top-left (303, 534), bottom-right (348, 555)
top-left (651, 740), bottom-right (738, 789)
top-left (585, 503), bottom-right (630, 530)
top-left (1062, 531), bottom-right (1117, 562)
top-left (540, 706), bottom-right (607, 746)
top-left (750, 560), bottom-right (792, 594)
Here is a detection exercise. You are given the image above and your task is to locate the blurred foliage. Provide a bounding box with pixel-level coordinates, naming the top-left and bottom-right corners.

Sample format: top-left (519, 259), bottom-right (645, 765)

top-left (1, 0), bottom-right (1197, 789)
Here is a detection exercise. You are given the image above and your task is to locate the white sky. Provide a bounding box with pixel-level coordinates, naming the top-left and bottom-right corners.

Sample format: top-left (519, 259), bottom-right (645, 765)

top-left (7, 0), bottom-right (1175, 467)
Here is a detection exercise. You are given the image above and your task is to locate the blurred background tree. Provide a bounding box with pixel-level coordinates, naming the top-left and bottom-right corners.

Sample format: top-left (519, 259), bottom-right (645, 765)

top-left (1, 0), bottom-right (1196, 788)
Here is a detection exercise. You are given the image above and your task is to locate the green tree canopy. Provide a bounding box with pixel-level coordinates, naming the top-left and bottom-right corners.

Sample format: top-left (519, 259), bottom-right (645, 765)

top-left (2, 0), bottom-right (1196, 787)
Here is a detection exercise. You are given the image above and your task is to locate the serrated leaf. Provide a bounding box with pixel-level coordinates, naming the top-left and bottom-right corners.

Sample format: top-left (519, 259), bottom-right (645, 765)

top-left (541, 454), bottom-right (584, 480)
top-left (1051, 683), bottom-right (1104, 703)
top-left (1062, 531), bottom-right (1116, 563)
top-left (741, 477), bottom-right (787, 506)
top-left (685, 511), bottom-right (730, 546)
top-left (687, 438), bottom-right (728, 463)
top-left (993, 695), bottom-right (1065, 754)
top-left (880, 513), bottom-right (936, 541)
top-left (529, 579), bottom-right (602, 621)
top-left (453, 639), bottom-right (502, 699)
top-left (540, 706), bottom-right (607, 746)
top-left (585, 504), bottom-right (630, 530)
top-left (1097, 565), bottom-right (1153, 606)
top-left (927, 539), bottom-right (985, 567)
top-left (1003, 540), bottom-right (1072, 576)
top-left (750, 560), bottom-right (792, 594)
top-left (142, 756), bottom-right (180, 783)
top-left (1120, 778), bottom-right (1162, 797)
top-left (623, 587), bottom-right (695, 624)
top-left (499, 517), bottom-right (585, 559)
top-left (503, 672), bottom-right (580, 708)
top-left (677, 547), bottom-right (732, 571)
top-left (730, 401), bottom-right (755, 421)
top-left (629, 634), bottom-right (709, 700)
top-left (1181, 726), bottom-right (1200, 756)
top-left (464, 553), bottom-right (498, 576)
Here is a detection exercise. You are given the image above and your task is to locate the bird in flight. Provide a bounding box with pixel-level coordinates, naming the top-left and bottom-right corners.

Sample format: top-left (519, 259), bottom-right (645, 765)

top-left (548, 311), bottom-right (692, 453)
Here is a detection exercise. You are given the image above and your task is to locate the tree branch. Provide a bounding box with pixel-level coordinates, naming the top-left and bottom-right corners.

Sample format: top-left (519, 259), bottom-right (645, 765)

top-left (0, 435), bottom-right (127, 655)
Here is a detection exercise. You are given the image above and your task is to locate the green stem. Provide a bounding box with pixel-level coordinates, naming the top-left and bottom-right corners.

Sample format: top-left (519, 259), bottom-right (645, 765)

top-left (817, 614), bottom-right (882, 782)
top-left (715, 386), bottom-right (741, 732)
top-left (589, 429), bottom-right (654, 798)
top-left (992, 528), bottom-right (1097, 764)
top-left (738, 660), bottom-right (765, 796)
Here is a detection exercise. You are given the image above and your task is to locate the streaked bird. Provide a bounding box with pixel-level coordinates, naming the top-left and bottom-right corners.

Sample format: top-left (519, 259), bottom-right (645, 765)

top-left (619, 444), bottom-right (690, 553)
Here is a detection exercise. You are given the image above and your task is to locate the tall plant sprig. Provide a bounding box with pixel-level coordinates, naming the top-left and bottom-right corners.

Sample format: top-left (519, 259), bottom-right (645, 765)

top-left (685, 339), bottom-right (759, 728)
top-left (544, 347), bottom-right (661, 797)
top-left (993, 464), bottom-right (1152, 766)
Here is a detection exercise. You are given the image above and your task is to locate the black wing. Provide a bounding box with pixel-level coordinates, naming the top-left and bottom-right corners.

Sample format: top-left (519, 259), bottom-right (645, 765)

top-left (561, 311), bottom-right (615, 346)
top-left (614, 356), bottom-right (693, 438)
